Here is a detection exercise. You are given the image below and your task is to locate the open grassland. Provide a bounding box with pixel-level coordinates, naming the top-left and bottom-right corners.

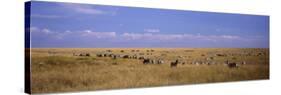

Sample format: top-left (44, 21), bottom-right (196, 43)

top-left (30, 48), bottom-right (269, 93)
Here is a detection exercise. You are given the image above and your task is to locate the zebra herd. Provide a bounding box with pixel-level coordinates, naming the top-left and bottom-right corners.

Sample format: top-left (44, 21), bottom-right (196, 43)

top-left (72, 50), bottom-right (246, 69)
top-left (143, 58), bottom-right (164, 64)
top-left (95, 53), bottom-right (165, 65)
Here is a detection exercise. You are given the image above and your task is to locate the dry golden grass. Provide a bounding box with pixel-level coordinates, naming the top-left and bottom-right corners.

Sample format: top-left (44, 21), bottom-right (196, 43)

top-left (30, 48), bottom-right (269, 93)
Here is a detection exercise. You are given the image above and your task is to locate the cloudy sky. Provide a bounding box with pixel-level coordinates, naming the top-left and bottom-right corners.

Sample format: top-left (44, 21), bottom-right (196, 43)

top-left (27, 1), bottom-right (269, 48)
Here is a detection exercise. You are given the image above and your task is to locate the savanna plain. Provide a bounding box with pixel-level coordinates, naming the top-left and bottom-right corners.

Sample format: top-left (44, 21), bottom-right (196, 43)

top-left (29, 48), bottom-right (269, 93)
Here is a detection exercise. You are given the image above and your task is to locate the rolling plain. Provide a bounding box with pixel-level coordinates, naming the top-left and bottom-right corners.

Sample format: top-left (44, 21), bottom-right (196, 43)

top-left (30, 48), bottom-right (269, 93)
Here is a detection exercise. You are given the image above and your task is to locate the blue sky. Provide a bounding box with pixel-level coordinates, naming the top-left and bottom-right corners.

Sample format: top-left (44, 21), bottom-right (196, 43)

top-left (28, 1), bottom-right (269, 48)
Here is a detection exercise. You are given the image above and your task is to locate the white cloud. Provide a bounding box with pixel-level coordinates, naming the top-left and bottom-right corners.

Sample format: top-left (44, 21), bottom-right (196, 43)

top-left (30, 27), bottom-right (117, 40)
top-left (144, 29), bottom-right (160, 33)
top-left (29, 27), bottom-right (39, 32)
top-left (121, 33), bottom-right (149, 40)
top-left (121, 32), bottom-right (241, 41)
top-left (221, 35), bottom-right (240, 39)
top-left (81, 30), bottom-right (116, 38)
top-left (65, 30), bottom-right (72, 33)
top-left (29, 27), bottom-right (66, 39)
top-left (42, 28), bottom-right (52, 34)
top-left (29, 27), bottom-right (243, 42)
top-left (28, 27), bottom-right (53, 34)
top-left (60, 3), bottom-right (106, 15)
top-left (121, 33), bottom-right (184, 40)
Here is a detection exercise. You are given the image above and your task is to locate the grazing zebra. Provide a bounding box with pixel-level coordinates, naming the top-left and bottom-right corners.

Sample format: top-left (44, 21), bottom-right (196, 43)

top-left (85, 53), bottom-right (90, 57)
top-left (242, 61), bottom-right (247, 65)
top-left (77, 53), bottom-right (90, 57)
top-left (225, 60), bottom-right (239, 68)
top-left (143, 58), bottom-right (150, 64)
top-left (150, 59), bottom-right (156, 64)
top-left (108, 54), bottom-right (114, 57)
top-left (113, 55), bottom-right (117, 59)
top-left (96, 54), bottom-right (103, 57)
top-left (227, 62), bottom-right (239, 68)
top-left (157, 60), bottom-right (164, 64)
top-left (132, 55), bottom-right (138, 59)
top-left (73, 53), bottom-right (79, 56)
top-left (170, 59), bottom-right (179, 68)
top-left (139, 56), bottom-right (145, 60)
top-left (123, 55), bottom-right (129, 58)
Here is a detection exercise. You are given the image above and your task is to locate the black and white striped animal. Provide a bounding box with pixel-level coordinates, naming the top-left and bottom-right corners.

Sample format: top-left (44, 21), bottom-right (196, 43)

top-left (96, 54), bottom-right (103, 57)
top-left (157, 60), bottom-right (164, 64)
top-left (170, 59), bottom-right (179, 68)
top-left (225, 60), bottom-right (239, 68)
top-left (139, 56), bottom-right (145, 60)
top-left (123, 55), bottom-right (129, 58)
top-left (143, 58), bottom-right (150, 64)
top-left (228, 62), bottom-right (239, 68)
